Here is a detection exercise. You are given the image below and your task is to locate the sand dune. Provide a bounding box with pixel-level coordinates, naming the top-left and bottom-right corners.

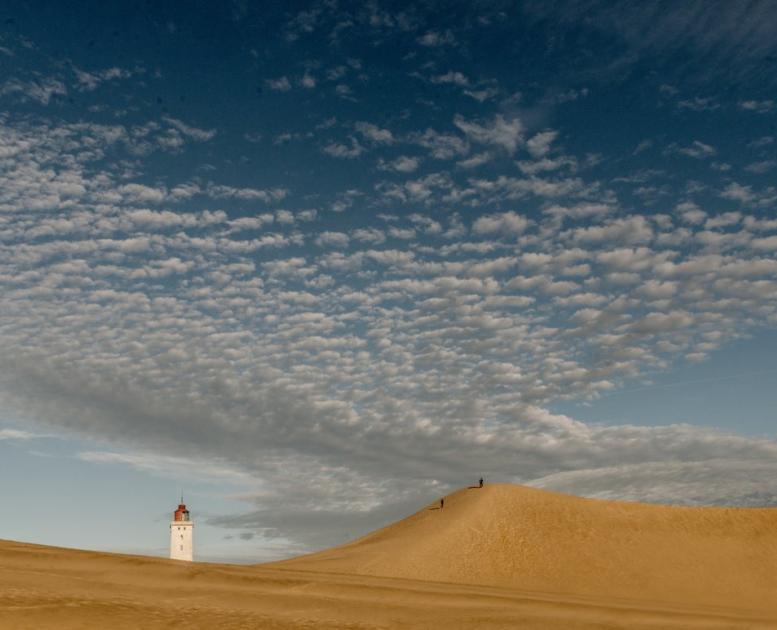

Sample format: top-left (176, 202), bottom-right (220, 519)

top-left (2, 484), bottom-right (776, 629)
top-left (276, 484), bottom-right (777, 612)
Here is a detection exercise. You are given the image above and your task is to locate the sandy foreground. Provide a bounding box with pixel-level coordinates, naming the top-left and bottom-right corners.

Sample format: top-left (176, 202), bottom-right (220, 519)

top-left (2, 484), bottom-right (776, 629)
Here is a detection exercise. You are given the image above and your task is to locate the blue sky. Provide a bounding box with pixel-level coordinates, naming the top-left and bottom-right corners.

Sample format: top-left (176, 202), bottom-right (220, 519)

top-left (1, 1), bottom-right (776, 562)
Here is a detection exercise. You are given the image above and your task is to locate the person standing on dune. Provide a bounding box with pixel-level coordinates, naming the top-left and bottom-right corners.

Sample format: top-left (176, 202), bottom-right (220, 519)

top-left (479, 478), bottom-right (483, 488)
top-left (440, 498), bottom-right (444, 510)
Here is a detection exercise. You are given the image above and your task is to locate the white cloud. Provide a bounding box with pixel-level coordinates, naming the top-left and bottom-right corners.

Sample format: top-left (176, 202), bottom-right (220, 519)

top-left (266, 76), bottom-right (292, 91)
top-left (430, 71), bottom-right (470, 87)
top-left (463, 86), bottom-right (500, 102)
top-left (77, 450), bottom-right (254, 484)
top-left (526, 130), bottom-right (558, 158)
top-left (162, 117), bottom-right (216, 141)
top-left (1, 77), bottom-right (67, 104)
top-left (669, 140), bottom-right (717, 159)
top-left (572, 216), bottom-right (654, 245)
top-left (299, 72), bottom-right (316, 88)
top-left (453, 114), bottom-right (523, 154)
top-left (744, 160), bottom-right (777, 174)
top-left (315, 231), bottom-right (350, 248)
top-left (207, 184), bottom-right (288, 202)
top-left (74, 66), bottom-right (134, 91)
top-left (750, 235), bottom-right (777, 251)
top-left (354, 122), bottom-right (394, 144)
top-left (378, 155), bottom-right (419, 173)
top-left (351, 228), bottom-right (386, 244)
top-left (677, 96), bottom-right (719, 111)
top-left (517, 156), bottom-right (576, 175)
top-left (0, 428), bottom-right (52, 440)
top-left (417, 30), bottom-right (456, 47)
top-left (529, 458), bottom-right (777, 507)
top-left (544, 203), bottom-right (613, 221)
top-left (738, 100), bottom-right (775, 113)
top-left (323, 138), bottom-right (364, 158)
top-left (335, 84), bottom-right (355, 100)
top-left (747, 136), bottom-right (774, 148)
top-left (472, 211), bottom-right (529, 236)
top-left (412, 129), bottom-right (469, 160)
top-left (457, 152), bottom-right (492, 169)
top-left (676, 201), bottom-right (706, 224)
top-left (720, 182), bottom-right (755, 204)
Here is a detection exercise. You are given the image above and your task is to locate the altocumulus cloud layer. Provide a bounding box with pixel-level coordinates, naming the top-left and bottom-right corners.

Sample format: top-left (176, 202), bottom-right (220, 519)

top-left (1, 0), bottom-right (777, 551)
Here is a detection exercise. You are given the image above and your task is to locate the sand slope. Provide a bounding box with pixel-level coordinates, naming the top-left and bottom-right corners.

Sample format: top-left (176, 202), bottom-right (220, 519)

top-left (275, 484), bottom-right (777, 613)
top-left (2, 538), bottom-right (776, 629)
top-left (2, 484), bottom-right (777, 629)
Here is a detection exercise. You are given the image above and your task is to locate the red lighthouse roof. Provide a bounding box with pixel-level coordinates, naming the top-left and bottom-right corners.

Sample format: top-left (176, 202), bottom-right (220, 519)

top-left (173, 502), bottom-right (190, 522)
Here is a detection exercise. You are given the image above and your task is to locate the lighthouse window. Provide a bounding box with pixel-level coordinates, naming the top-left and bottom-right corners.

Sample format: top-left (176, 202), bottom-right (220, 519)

top-left (181, 535), bottom-right (184, 540)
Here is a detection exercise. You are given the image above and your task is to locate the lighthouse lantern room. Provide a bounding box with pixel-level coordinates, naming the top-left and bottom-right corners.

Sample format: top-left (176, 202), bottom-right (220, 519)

top-left (169, 499), bottom-right (194, 561)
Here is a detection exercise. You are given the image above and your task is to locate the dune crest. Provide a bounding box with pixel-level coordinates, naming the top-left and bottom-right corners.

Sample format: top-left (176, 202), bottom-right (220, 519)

top-left (274, 483), bottom-right (777, 612)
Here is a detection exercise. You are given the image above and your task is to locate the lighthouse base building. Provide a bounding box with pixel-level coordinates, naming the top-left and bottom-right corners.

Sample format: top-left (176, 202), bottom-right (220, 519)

top-left (170, 501), bottom-right (194, 561)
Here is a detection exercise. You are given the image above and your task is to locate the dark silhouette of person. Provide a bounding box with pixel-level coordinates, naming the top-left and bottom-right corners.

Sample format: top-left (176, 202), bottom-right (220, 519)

top-left (479, 477), bottom-right (483, 488)
top-left (440, 498), bottom-right (444, 509)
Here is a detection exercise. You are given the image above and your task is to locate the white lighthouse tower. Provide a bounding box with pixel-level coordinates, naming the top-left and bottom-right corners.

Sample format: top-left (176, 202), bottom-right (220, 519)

top-left (169, 498), bottom-right (194, 561)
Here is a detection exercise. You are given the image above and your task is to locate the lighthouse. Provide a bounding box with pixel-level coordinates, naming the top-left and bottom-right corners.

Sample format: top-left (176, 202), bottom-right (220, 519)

top-left (169, 499), bottom-right (194, 561)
